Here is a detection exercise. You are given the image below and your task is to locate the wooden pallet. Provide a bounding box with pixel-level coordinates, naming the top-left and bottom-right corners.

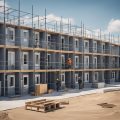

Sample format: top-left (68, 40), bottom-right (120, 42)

top-left (25, 99), bottom-right (61, 112)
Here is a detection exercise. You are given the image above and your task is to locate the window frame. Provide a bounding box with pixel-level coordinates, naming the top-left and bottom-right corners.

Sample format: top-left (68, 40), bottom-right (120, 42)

top-left (23, 30), bottom-right (28, 41)
top-left (35, 74), bottom-right (40, 84)
top-left (94, 57), bottom-right (97, 68)
top-left (94, 72), bottom-right (98, 81)
top-left (102, 43), bottom-right (105, 52)
top-left (23, 75), bottom-right (28, 86)
top-left (75, 73), bottom-right (79, 83)
top-left (75, 56), bottom-right (79, 68)
top-left (61, 55), bottom-right (65, 64)
top-left (7, 27), bottom-right (15, 41)
top-left (23, 52), bottom-right (28, 65)
top-left (34, 32), bottom-right (39, 45)
top-left (47, 34), bottom-right (51, 41)
top-left (84, 56), bottom-right (89, 67)
top-left (8, 51), bottom-right (15, 66)
top-left (7, 75), bottom-right (15, 88)
top-left (61, 73), bottom-right (65, 83)
top-left (112, 72), bottom-right (115, 79)
top-left (93, 41), bottom-right (97, 51)
top-left (84, 72), bottom-right (89, 82)
top-left (75, 38), bottom-right (79, 49)
top-left (84, 40), bottom-right (89, 51)
top-left (35, 52), bottom-right (40, 66)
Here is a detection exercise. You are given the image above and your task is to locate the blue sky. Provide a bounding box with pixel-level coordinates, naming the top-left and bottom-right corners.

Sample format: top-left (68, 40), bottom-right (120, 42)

top-left (3, 0), bottom-right (120, 34)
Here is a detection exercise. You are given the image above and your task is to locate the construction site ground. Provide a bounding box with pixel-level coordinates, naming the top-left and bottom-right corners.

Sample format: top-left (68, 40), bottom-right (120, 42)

top-left (0, 84), bottom-right (120, 120)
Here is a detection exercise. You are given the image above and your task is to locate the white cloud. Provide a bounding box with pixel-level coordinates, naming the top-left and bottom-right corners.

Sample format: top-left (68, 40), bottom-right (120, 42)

top-left (46, 14), bottom-right (74, 24)
top-left (19, 13), bottom-right (74, 25)
top-left (107, 19), bottom-right (120, 33)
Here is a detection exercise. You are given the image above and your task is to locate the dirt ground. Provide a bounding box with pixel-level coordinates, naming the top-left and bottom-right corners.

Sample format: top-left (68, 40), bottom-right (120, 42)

top-left (3, 91), bottom-right (120, 120)
top-left (0, 112), bottom-right (11, 120)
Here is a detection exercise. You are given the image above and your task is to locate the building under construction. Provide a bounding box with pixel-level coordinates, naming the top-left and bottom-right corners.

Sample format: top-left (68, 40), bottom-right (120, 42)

top-left (0, 1), bottom-right (120, 96)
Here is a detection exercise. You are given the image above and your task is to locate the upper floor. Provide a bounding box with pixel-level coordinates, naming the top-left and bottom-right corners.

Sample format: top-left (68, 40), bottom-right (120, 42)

top-left (0, 24), bottom-right (120, 56)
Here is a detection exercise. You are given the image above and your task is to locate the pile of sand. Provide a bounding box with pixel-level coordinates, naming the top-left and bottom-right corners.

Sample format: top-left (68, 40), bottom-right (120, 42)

top-left (0, 112), bottom-right (11, 120)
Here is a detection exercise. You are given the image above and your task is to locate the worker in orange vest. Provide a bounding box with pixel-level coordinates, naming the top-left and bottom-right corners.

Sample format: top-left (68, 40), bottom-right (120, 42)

top-left (66, 58), bottom-right (72, 68)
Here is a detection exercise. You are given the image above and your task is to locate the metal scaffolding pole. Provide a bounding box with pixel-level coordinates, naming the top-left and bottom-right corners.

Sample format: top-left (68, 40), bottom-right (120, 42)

top-left (18, 0), bottom-right (22, 95)
top-left (44, 8), bottom-right (48, 85)
top-left (3, 0), bottom-right (6, 96)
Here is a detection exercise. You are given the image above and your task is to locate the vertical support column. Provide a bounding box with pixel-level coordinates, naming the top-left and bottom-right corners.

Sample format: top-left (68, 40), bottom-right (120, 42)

top-left (31, 6), bottom-right (35, 93)
top-left (44, 8), bottom-right (48, 84)
top-left (82, 23), bottom-right (85, 84)
top-left (3, 0), bottom-right (6, 96)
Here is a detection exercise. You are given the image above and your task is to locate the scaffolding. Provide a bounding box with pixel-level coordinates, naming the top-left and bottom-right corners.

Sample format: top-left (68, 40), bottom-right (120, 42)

top-left (0, 0), bottom-right (120, 96)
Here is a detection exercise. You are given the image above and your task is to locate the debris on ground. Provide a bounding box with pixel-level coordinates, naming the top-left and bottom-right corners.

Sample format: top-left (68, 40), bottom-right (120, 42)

top-left (0, 112), bottom-right (12, 120)
top-left (98, 103), bottom-right (116, 108)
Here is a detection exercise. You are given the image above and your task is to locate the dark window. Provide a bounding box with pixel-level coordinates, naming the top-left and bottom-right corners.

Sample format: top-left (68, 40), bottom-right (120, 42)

top-left (24, 54), bottom-right (28, 64)
top-left (35, 54), bottom-right (39, 64)
top-left (36, 76), bottom-right (40, 84)
top-left (9, 30), bottom-right (14, 40)
top-left (10, 77), bottom-right (14, 86)
top-left (24, 77), bottom-right (28, 85)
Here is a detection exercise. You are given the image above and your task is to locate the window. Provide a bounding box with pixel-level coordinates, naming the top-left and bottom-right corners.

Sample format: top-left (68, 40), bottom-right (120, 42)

top-left (93, 41), bottom-right (97, 51)
top-left (8, 75), bottom-right (15, 87)
top-left (23, 30), bottom-right (28, 41)
top-left (23, 53), bottom-right (28, 65)
top-left (86, 59), bottom-right (89, 66)
top-left (84, 41), bottom-right (89, 49)
top-left (94, 72), bottom-right (98, 81)
top-left (9, 29), bottom-right (14, 40)
top-left (94, 57), bottom-right (97, 68)
top-left (8, 51), bottom-right (15, 66)
top-left (85, 42), bottom-right (88, 48)
top-left (84, 56), bottom-right (89, 67)
top-left (75, 56), bottom-right (79, 68)
top-left (35, 32), bottom-right (39, 46)
top-left (35, 75), bottom-right (40, 84)
top-left (10, 77), bottom-right (14, 86)
top-left (112, 72), bottom-right (115, 79)
top-left (75, 39), bottom-right (79, 49)
top-left (23, 76), bottom-right (28, 86)
top-left (75, 74), bottom-right (78, 83)
top-left (35, 53), bottom-right (40, 65)
top-left (61, 55), bottom-right (65, 64)
top-left (47, 54), bottom-right (51, 68)
top-left (47, 34), bottom-right (51, 41)
top-left (7, 27), bottom-right (15, 41)
top-left (47, 54), bottom-right (51, 63)
top-left (62, 38), bottom-right (64, 44)
top-left (9, 76), bottom-right (15, 87)
top-left (102, 43), bottom-right (105, 52)
top-left (61, 73), bottom-right (65, 83)
top-left (61, 55), bottom-right (65, 67)
top-left (84, 72), bottom-right (89, 82)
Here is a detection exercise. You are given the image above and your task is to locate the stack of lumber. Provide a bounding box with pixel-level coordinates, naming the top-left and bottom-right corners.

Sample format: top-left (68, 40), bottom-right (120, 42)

top-left (35, 84), bottom-right (47, 96)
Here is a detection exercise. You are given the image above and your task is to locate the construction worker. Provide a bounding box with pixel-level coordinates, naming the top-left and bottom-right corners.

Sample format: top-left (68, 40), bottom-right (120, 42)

top-left (66, 58), bottom-right (72, 68)
top-left (56, 78), bottom-right (61, 91)
top-left (78, 77), bottom-right (82, 90)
